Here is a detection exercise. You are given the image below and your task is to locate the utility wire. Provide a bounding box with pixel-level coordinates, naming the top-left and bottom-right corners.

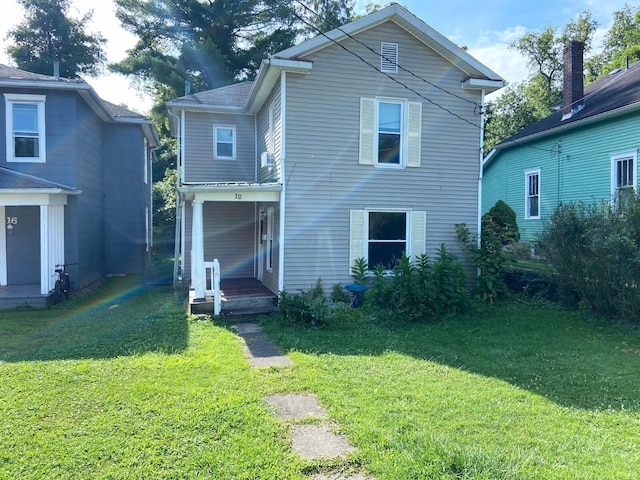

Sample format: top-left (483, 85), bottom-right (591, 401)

top-left (275, 0), bottom-right (481, 129)
top-left (276, 0), bottom-right (558, 154)
top-left (292, 0), bottom-right (481, 108)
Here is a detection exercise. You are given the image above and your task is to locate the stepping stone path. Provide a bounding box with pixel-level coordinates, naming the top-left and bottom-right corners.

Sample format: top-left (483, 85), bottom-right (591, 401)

top-left (231, 323), bottom-right (372, 480)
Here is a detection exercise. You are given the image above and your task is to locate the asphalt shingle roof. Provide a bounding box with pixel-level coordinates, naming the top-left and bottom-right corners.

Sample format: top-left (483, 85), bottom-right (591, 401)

top-left (501, 60), bottom-right (640, 145)
top-left (0, 167), bottom-right (76, 191)
top-left (167, 81), bottom-right (254, 108)
top-left (0, 63), bottom-right (83, 84)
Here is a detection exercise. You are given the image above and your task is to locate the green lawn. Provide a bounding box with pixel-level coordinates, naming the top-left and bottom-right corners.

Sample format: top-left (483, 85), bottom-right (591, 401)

top-left (1, 277), bottom-right (639, 479)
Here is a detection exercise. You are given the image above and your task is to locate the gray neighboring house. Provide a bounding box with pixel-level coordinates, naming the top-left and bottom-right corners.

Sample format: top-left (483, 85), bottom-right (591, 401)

top-left (167, 4), bottom-right (505, 311)
top-left (0, 64), bottom-right (159, 307)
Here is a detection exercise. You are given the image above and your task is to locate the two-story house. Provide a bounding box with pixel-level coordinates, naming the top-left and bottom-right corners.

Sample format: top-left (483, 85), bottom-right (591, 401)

top-left (167, 4), bottom-right (505, 314)
top-left (0, 64), bottom-right (159, 307)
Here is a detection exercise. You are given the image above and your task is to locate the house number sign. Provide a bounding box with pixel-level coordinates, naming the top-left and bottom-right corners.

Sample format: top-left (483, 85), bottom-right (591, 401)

top-left (234, 193), bottom-right (243, 200)
top-left (6, 217), bottom-right (17, 226)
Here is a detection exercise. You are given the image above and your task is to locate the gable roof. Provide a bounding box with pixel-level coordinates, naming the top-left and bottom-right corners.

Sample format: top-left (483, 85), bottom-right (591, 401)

top-left (489, 60), bottom-right (640, 157)
top-left (276, 3), bottom-right (504, 85)
top-left (0, 64), bottom-right (159, 146)
top-left (166, 4), bottom-right (505, 121)
top-left (166, 82), bottom-right (254, 112)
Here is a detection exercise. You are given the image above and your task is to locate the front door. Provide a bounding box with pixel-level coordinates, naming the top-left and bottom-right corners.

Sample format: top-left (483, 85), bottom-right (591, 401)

top-left (257, 207), bottom-right (265, 282)
top-left (6, 206), bottom-right (40, 285)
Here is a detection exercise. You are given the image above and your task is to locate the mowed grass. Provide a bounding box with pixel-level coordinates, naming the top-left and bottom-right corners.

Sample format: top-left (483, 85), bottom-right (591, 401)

top-left (1, 277), bottom-right (639, 479)
top-left (0, 277), bottom-right (305, 479)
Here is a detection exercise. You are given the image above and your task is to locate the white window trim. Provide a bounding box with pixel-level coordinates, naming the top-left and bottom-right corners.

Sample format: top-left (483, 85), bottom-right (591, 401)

top-left (375, 98), bottom-right (406, 169)
top-left (213, 125), bottom-right (236, 160)
top-left (4, 93), bottom-right (46, 163)
top-left (610, 150), bottom-right (637, 197)
top-left (524, 168), bottom-right (541, 220)
top-left (365, 208), bottom-right (410, 269)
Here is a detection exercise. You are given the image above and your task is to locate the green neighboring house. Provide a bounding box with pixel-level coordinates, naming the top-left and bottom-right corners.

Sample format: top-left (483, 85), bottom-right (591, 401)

top-left (483, 42), bottom-right (640, 242)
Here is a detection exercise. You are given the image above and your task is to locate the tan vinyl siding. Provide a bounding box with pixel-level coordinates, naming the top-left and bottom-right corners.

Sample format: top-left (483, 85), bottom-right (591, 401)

top-left (257, 80), bottom-right (282, 183)
top-left (183, 111), bottom-right (256, 183)
top-left (183, 201), bottom-right (255, 280)
top-left (281, 20), bottom-right (483, 291)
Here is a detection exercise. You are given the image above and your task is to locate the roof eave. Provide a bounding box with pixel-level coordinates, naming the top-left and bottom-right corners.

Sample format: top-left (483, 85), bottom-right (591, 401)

top-left (275, 4), bottom-right (504, 82)
top-left (462, 78), bottom-right (507, 94)
top-left (245, 58), bottom-right (313, 113)
top-left (483, 100), bottom-right (640, 169)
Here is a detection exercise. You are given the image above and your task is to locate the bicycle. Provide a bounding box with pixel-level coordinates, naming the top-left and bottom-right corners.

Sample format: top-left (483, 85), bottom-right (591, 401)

top-left (52, 264), bottom-right (71, 304)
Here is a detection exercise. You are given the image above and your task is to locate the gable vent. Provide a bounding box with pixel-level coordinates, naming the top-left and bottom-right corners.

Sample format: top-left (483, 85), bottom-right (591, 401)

top-left (381, 42), bottom-right (398, 73)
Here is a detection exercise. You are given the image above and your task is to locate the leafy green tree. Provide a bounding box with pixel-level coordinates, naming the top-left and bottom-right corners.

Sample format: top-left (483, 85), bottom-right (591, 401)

top-left (483, 83), bottom-right (538, 153)
top-left (6, 0), bottom-right (106, 78)
top-left (586, 4), bottom-right (640, 81)
top-left (112, 0), bottom-right (353, 105)
top-left (485, 11), bottom-right (597, 152)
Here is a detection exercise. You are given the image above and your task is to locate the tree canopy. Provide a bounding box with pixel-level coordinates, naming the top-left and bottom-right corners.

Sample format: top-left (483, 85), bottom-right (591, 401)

top-left (111, 0), bottom-right (354, 109)
top-left (484, 10), bottom-right (598, 153)
top-left (6, 0), bottom-right (106, 78)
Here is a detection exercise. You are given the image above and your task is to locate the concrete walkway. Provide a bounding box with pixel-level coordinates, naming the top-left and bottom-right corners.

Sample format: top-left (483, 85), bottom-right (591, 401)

top-left (230, 323), bottom-right (372, 480)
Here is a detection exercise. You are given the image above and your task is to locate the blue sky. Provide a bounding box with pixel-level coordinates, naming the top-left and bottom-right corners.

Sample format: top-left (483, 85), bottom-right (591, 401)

top-left (1, 0), bottom-right (636, 112)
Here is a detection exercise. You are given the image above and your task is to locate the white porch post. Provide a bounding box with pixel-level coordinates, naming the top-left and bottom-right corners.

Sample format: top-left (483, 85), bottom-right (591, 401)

top-left (192, 199), bottom-right (205, 299)
top-left (40, 205), bottom-right (65, 295)
top-left (0, 206), bottom-right (6, 286)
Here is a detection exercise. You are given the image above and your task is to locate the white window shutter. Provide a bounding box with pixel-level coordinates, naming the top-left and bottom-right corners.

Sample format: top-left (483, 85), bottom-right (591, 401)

top-left (407, 102), bottom-right (422, 168)
top-left (410, 211), bottom-right (426, 258)
top-left (359, 98), bottom-right (375, 165)
top-left (349, 210), bottom-right (366, 272)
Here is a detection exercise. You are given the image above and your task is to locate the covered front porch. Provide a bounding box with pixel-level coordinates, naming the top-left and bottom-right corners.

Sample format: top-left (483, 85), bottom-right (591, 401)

top-left (189, 277), bottom-right (277, 316)
top-left (176, 182), bottom-right (283, 316)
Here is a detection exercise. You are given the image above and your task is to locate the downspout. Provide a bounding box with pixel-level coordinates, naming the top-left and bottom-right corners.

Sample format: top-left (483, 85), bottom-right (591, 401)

top-left (278, 71), bottom-right (286, 293)
top-left (477, 89), bottom-right (486, 249)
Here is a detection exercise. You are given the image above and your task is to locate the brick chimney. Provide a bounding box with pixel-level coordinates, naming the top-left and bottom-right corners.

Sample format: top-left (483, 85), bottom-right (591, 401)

top-left (562, 41), bottom-right (584, 118)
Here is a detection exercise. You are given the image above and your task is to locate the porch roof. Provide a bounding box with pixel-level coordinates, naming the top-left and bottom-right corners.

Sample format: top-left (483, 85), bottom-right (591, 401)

top-left (179, 181), bottom-right (282, 202)
top-left (0, 167), bottom-right (81, 194)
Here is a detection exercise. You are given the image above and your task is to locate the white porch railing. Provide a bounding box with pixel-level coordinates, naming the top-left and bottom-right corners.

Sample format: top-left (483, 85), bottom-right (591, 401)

top-left (204, 259), bottom-right (221, 316)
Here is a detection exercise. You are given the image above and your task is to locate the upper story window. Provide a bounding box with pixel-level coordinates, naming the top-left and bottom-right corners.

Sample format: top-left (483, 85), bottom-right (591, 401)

top-left (359, 97), bottom-right (421, 168)
top-left (611, 151), bottom-right (637, 202)
top-left (381, 42), bottom-right (398, 73)
top-left (4, 94), bottom-right (46, 163)
top-left (378, 101), bottom-right (402, 165)
top-left (525, 168), bottom-right (540, 219)
top-left (214, 125), bottom-right (236, 160)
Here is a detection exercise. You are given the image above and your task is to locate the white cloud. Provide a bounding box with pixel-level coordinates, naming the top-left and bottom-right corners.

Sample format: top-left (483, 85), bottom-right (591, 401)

top-left (0, 0), bottom-right (152, 114)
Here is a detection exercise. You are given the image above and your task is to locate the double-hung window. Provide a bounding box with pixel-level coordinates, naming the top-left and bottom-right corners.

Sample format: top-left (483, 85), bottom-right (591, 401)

top-left (525, 169), bottom-right (540, 219)
top-left (349, 209), bottom-right (426, 273)
top-left (368, 211), bottom-right (407, 269)
top-left (359, 97), bottom-right (421, 168)
top-left (214, 125), bottom-right (236, 159)
top-left (377, 101), bottom-right (403, 165)
top-left (611, 151), bottom-right (637, 202)
top-left (5, 94), bottom-right (46, 163)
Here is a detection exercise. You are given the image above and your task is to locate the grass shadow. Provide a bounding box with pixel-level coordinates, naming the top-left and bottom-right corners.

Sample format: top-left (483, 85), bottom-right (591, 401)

top-left (259, 298), bottom-right (640, 412)
top-left (0, 272), bottom-right (189, 362)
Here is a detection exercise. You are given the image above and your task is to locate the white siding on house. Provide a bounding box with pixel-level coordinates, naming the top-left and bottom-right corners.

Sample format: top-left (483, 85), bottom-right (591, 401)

top-left (282, 20), bottom-right (483, 291)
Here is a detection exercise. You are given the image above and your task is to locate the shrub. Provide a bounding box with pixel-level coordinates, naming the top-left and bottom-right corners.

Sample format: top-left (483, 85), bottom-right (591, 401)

top-left (487, 199), bottom-right (520, 244)
top-left (538, 195), bottom-right (640, 321)
top-left (278, 279), bottom-right (329, 326)
top-left (364, 247), bottom-right (469, 321)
